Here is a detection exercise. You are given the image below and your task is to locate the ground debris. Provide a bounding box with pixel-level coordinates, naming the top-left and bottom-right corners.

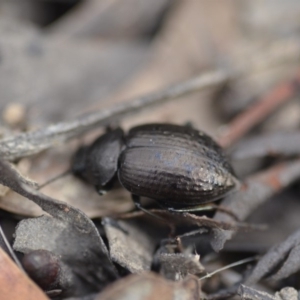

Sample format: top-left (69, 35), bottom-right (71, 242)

top-left (245, 228), bottom-right (300, 285)
top-left (0, 159), bottom-right (118, 297)
top-left (95, 272), bottom-right (201, 300)
top-left (214, 159), bottom-right (300, 243)
top-left (0, 248), bottom-right (48, 300)
top-left (238, 285), bottom-right (298, 300)
top-left (103, 217), bottom-right (155, 273)
top-left (156, 252), bottom-right (204, 281)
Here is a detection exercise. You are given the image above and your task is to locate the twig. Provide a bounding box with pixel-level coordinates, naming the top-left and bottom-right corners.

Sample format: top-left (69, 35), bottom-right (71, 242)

top-left (0, 70), bottom-right (228, 161)
top-left (0, 225), bottom-right (24, 271)
top-left (199, 256), bottom-right (257, 281)
top-left (2, 38), bottom-right (300, 161)
top-left (231, 131), bottom-right (300, 160)
top-left (217, 70), bottom-right (300, 148)
top-left (245, 228), bottom-right (300, 285)
top-left (213, 158), bottom-right (300, 244)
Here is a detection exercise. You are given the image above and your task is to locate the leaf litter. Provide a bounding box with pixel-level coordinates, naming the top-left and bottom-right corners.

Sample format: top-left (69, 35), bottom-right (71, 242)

top-left (0, 159), bottom-right (118, 297)
top-left (2, 2), bottom-right (300, 299)
top-left (95, 272), bottom-right (201, 300)
top-left (245, 227), bottom-right (300, 285)
top-left (238, 285), bottom-right (298, 300)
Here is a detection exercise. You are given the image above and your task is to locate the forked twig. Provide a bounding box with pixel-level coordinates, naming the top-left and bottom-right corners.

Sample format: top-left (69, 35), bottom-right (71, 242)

top-left (218, 70), bottom-right (300, 148)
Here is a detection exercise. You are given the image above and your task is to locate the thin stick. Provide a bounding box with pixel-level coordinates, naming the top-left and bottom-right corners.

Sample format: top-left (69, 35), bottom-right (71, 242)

top-left (0, 225), bottom-right (24, 271)
top-left (0, 70), bottom-right (228, 161)
top-left (2, 37), bottom-right (300, 161)
top-left (218, 70), bottom-right (300, 148)
top-left (199, 256), bottom-right (258, 281)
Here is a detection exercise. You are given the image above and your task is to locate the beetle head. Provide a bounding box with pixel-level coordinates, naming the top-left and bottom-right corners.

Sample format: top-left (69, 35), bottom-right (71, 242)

top-left (72, 128), bottom-right (125, 192)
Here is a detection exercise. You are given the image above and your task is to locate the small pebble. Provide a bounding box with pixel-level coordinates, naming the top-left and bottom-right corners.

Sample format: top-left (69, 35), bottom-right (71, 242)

top-left (2, 103), bottom-right (26, 126)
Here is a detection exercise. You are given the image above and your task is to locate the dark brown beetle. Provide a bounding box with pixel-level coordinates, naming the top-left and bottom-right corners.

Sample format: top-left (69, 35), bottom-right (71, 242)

top-left (72, 124), bottom-right (238, 211)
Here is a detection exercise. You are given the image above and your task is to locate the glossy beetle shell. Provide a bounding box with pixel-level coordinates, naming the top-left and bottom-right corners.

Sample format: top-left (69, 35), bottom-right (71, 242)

top-left (118, 124), bottom-right (237, 208)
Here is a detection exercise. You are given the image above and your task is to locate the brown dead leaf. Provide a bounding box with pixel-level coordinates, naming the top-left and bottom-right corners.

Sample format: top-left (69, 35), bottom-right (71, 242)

top-left (103, 218), bottom-right (156, 273)
top-left (0, 145), bottom-right (133, 218)
top-left (238, 285), bottom-right (298, 300)
top-left (95, 272), bottom-right (201, 300)
top-left (118, 209), bottom-right (236, 252)
top-left (245, 228), bottom-right (300, 285)
top-left (0, 247), bottom-right (48, 300)
top-left (0, 159), bottom-right (118, 296)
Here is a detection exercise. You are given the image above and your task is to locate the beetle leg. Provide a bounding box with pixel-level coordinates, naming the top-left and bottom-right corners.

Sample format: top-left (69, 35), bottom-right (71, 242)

top-left (132, 194), bottom-right (164, 220)
top-left (168, 204), bottom-right (239, 221)
top-left (167, 205), bottom-right (214, 213)
top-left (131, 195), bottom-right (176, 236)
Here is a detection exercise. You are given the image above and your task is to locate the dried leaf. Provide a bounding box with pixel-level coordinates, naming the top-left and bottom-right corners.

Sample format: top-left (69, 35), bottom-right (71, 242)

top-left (238, 285), bottom-right (276, 300)
top-left (275, 287), bottom-right (298, 300)
top-left (118, 209), bottom-right (237, 252)
top-left (0, 147), bottom-right (133, 218)
top-left (157, 253), bottom-right (204, 280)
top-left (214, 159), bottom-right (300, 244)
top-left (95, 272), bottom-right (201, 300)
top-left (22, 249), bottom-right (77, 297)
top-left (0, 247), bottom-right (48, 300)
top-left (245, 228), bottom-right (300, 285)
top-left (238, 285), bottom-right (298, 300)
top-left (103, 218), bottom-right (155, 273)
top-left (0, 159), bottom-right (118, 296)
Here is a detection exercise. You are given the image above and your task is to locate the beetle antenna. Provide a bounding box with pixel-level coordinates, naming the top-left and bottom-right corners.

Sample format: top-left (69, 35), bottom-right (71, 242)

top-left (37, 170), bottom-right (71, 190)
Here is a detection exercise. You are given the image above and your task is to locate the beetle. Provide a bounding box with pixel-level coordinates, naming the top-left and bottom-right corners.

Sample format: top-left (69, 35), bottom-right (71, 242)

top-left (72, 123), bottom-right (239, 212)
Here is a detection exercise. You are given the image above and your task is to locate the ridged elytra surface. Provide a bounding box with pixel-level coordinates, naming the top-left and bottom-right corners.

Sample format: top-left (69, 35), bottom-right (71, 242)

top-left (118, 124), bottom-right (238, 208)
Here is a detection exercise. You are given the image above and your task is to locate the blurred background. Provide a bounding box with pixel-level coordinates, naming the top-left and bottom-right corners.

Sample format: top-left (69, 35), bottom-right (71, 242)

top-left (2, 0), bottom-right (300, 219)
top-left (1, 0), bottom-right (300, 135)
top-left (2, 2), bottom-right (300, 297)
